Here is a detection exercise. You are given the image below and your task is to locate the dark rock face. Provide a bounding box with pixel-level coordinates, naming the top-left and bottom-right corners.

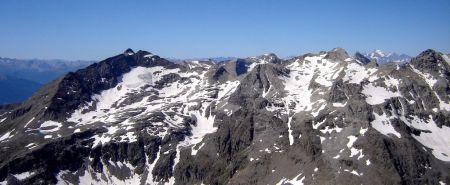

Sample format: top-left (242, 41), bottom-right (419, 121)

top-left (355, 52), bottom-right (371, 65)
top-left (325, 48), bottom-right (350, 61)
top-left (0, 48), bottom-right (449, 185)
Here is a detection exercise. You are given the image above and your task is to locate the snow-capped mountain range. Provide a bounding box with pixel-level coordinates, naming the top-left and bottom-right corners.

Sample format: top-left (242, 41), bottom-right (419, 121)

top-left (363, 50), bottom-right (412, 64)
top-left (0, 48), bottom-right (449, 185)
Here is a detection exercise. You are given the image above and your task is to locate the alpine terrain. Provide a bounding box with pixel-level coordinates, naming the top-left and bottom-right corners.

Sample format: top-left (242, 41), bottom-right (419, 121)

top-left (0, 48), bottom-right (449, 185)
top-left (364, 50), bottom-right (412, 64)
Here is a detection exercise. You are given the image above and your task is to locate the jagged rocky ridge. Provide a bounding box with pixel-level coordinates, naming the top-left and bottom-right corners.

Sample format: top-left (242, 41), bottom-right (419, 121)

top-left (0, 48), bottom-right (449, 185)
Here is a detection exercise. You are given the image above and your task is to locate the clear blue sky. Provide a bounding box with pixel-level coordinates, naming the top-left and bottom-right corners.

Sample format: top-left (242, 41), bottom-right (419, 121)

top-left (0, 0), bottom-right (449, 60)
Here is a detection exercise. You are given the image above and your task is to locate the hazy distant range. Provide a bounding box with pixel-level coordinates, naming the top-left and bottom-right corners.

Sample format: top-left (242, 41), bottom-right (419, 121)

top-left (0, 57), bottom-right (95, 104)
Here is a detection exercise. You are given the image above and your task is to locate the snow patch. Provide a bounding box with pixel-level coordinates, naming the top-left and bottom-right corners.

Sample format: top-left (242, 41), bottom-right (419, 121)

top-left (0, 130), bottom-right (14, 142)
top-left (276, 173), bottom-right (304, 185)
top-left (332, 102), bottom-right (346, 107)
top-left (371, 112), bottom-right (401, 138)
top-left (400, 115), bottom-right (450, 161)
top-left (362, 83), bottom-right (401, 105)
top-left (24, 117), bottom-right (35, 128)
top-left (39, 120), bottom-right (62, 133)
top-left (13, 171), bottom-right (35, 180)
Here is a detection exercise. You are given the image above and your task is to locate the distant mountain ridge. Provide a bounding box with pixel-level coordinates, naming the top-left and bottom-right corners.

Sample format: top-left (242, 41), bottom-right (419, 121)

top-left (0, 57), bottom-right (95, 104)
top-left (0, 75), bottom-right (42, 104)
top-left (168, 56), bottom-right (237, 63)
top-left (362, 50), bottom-right (412, 64)
top-left (0, 57), bottom-right (95, 84)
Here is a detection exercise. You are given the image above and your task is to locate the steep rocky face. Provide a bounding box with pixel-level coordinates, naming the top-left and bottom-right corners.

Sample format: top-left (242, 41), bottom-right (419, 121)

top-left (354, 52), bottom-right (371, 65)
top-left (0, 48), bottom-right (449, 185)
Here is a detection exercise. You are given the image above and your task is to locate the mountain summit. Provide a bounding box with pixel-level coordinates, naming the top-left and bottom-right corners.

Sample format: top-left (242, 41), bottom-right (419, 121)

top-left (0, 48), bottom-right (449, 185)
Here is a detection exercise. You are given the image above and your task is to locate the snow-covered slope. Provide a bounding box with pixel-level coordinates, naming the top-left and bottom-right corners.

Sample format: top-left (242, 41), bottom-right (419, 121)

top-left (0, 48), bottom-right (449, 185)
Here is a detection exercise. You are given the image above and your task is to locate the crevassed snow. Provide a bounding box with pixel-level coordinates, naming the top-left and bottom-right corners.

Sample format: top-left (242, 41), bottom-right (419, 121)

top-left (371, 112), bottom-right (401, 138)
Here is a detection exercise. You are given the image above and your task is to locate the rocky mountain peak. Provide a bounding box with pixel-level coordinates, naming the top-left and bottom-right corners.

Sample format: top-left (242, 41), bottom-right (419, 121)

top-left (324, 47), bottom-right (351, 61)
top-left (252, 53), bottom-right (281, 64)
top-left (135, 50), bottom-right (151, 56)
top-left (414, 49), bottom-right (443, 63)
top-left (372, 49), bottom-right (387, 57)
top-left (123, 48), bottom-right (135, 56)
top-left (410, 49), bottom-right (450, 76)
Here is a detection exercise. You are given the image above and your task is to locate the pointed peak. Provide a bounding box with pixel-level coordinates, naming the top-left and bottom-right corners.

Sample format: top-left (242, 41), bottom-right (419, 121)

top-left (413, 49), bottom-right (444, 63)
top-left (374, 49), bottom-right (385, 56)
top-left (136, 50), bottom-right (151, 55)
top-left (324, 47), bottom-right (350, 61)
top-left (417, 49), bottom-right (440, 57)
top-left (255, 53), bottom-right (279, 59)
top-left (123, 48), bottom-right (135, 56)
top-left (411, 49), bottom-right (446, 65)
top-left (135, 50), bottom-right (158, 59)
top-left (251, 53), bottom-right (280, 64)
top-left (410, 49), bottom-right (449, 75)
top-left (263, 53), bottom-right (278, 57)
top-left (368, 49), bottom-right (388, 58)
